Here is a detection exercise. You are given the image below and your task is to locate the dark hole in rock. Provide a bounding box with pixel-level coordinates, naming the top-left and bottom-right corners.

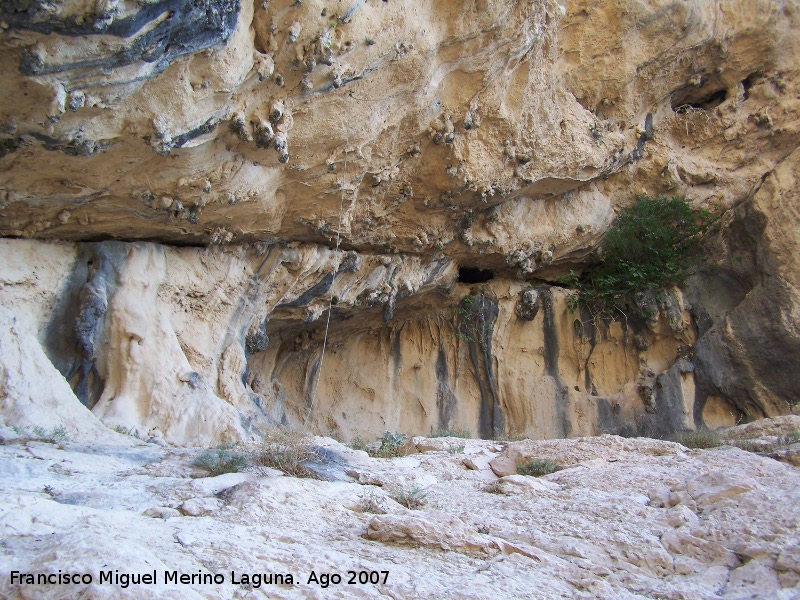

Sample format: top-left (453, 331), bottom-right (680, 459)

top-left (671, 86), bottom-right (728, 112)
top-left (458, 267), bottom-right (494, 283)
top-left (741, 72), bottom-right (761, 100)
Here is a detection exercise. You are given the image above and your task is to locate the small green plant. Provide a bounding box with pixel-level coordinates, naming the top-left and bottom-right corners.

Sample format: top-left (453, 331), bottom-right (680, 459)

top-left (429, 428), bottom-right (472, 439)
top-left (195, 447), bottom-right (248, 475)
top-left (255, 427), bottom-right (320, 477)
top-left (559, 196), bottom-right (712, 321)
top-left (461, 211), bottom-right (478, 230)
top-left (517, 459), bottom-right (559, 476)
top-left (113, 425), bottom-right (141, 438)
top-left (23, 426), bottom-right (71, 444)
top-left (783, 430), bottom-right (800, 444)
top-left (349, 434), bottom-right (370, 451)
top-left (673, 429), bottom-right (721, 449)
top-left (447, 443), bottom-right (466, 455)
top-left (389, 485), bottom-right (428, 510)
top-left (49, 426), bottom-right (70, 444)
top-left (456, 295), bottom-right (492, 344)
top-left (369, 431), bottom-right (411, 458)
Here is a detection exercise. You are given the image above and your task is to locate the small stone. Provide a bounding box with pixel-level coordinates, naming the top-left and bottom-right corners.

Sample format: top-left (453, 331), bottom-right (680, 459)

top-left (179, 497), bottom-right (223, 517)
top-left (273, 133), bottom-right (287, 153)
top-left (143, 507), bottom-right (182, 519)
top-left (179, 371), bottom-right (201, 388)
top-left (288, 22), bottom-right (301, 42)
top-left (489, 454), bottom-right (517, 477)
top-left (67, 92), bottom-right (85, 112)
top-left (634, 334), bottom-right (650, 351)
top-left (254, 120), bottom-right (274, 148)
top-left (270, 101), bottom-right (284, 122)
top-left (515, 289), bottom-right (540, 321)
top-left (464, 111), bottom-right (474, 130)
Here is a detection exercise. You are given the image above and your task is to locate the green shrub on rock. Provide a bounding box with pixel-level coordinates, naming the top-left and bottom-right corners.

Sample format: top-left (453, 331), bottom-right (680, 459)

top-left (517, 459), bottom-right (559, 476)
top-left (560, 196), bottom-right (712, 320)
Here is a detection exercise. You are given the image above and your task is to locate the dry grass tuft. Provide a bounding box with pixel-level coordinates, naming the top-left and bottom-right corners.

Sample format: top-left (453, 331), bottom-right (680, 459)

top-left (253, 427), bottom-right (320, 478)
top-left (388, 485), bottom-right (428, 510)
top-left (517, 459), bottom-right (559, 476)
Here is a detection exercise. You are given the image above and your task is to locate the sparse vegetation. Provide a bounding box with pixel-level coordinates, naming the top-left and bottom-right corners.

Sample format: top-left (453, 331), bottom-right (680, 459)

top-left (517, 459), bottom-right (559, 477)
top-left (498, 434), bottom-right (529, 443)
top-left (369, 431), bottom-right (412, 459)
top-left (36, 426), bottom-right (70, 444)
top-left (389, 485), bottom-right (428, 510)
top-left (194, 446), bottom-right (248, 475)
top-left (349, 434), bottom-right (370, 452)
top-left (730, 430), bottom-right (800, 453)
top-left (673, 429), bottom-right (721, 449)
top-left (113, 425), bottom-right (140, 438)
top-left (357, 488), bottom-right (387, 514)
top-left (559, 196), bottom-right (712, 321)
top-left (254, 427), bottom-right (320, 477)
top-left (447, 443), bottom-right (466, 455)
top-left (429, 428), bottom-right (471, 439)
top-left (456, 295), bottom-right (492, 344)
top-left (13, 425), bottom-right (70, 444)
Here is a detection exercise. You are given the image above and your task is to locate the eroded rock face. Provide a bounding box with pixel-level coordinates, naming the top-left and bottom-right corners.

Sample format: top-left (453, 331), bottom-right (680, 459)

top-left (0, 0), bottom-right (799, 443)
top-left (1, 237), bottom-right (710, 443)
top-left (691, 147), bottom-right (800, 421)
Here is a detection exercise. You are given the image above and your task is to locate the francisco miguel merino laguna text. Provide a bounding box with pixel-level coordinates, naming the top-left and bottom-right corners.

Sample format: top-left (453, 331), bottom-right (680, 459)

top-left (10, 570), bottom-right (293, 588)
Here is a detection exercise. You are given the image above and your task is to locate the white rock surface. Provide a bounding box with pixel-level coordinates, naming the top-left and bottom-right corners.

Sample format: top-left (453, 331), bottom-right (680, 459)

top-left (0, 430), bottom-right (799, 599)
top-left (0, 306), bottom-right (126, 445)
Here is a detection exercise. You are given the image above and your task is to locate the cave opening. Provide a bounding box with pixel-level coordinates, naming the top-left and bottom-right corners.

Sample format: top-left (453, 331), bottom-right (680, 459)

top-left (671, 87), bottom-right (728, 112)
top-left (458, 266), bottom-right (495, 283)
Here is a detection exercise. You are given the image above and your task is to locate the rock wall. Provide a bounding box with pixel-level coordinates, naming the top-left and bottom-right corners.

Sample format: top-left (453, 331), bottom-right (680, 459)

top-left (0, 237), bottom-right (718, 444)
top-left (1, 0), bottom-right (799, 444)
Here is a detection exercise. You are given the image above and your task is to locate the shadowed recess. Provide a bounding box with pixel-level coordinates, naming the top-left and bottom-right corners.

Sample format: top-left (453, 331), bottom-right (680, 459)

top-left (458, 267), bottom-right (494, 284)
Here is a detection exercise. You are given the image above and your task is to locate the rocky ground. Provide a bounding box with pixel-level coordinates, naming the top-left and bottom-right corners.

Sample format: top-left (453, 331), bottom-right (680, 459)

top-left (1, 418), bottom-right (800, 599)
top-left (2, 0), bottom-right (800, 442)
